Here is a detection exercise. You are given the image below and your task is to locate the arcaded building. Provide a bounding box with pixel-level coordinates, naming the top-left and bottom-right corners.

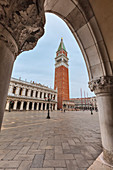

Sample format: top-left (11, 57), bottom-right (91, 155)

top-left (5, 78), bottom-right (57, 111)
top-left (54, 38), bottom-right (69, 109)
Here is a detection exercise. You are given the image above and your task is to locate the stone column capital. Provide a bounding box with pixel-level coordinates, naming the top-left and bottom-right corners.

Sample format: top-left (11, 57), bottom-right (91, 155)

top-left (88, 76), bottom-right (113, 94)
top-left (0, 0), bottom-right (45, 57)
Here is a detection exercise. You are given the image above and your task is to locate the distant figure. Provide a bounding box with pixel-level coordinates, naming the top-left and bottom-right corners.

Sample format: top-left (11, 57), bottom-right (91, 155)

top-left (64, 109), bottom-right (65, 112)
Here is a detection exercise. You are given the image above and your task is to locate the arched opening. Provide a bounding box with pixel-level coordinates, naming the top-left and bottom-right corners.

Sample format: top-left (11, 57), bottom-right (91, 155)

top-left (34, 103), bottom-right (37, 110)
top-left (23, 102), bottom-right (27, 110)
top-left (29, 102), bottom-right (32, 110)
top-left (12, 87), bottom-right (16, 94)
top-left (31, 90), bottom-right (33, 97)
top-left (35, 91), bottom-right (38, 98)
top-left (19, 88), bottom-right (22, 96)
top-left (17, 101), bottom-right (21, 110)
top-left (25, 89), bottom-right (28, 96)
top-left (39, 103), bottom-right (41, 110)
top-left (43, 103), bottom-right (45, 110)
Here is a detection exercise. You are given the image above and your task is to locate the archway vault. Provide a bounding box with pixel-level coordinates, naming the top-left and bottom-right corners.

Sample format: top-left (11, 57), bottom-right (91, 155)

top-left (44, 0), bottom-right (113, 81)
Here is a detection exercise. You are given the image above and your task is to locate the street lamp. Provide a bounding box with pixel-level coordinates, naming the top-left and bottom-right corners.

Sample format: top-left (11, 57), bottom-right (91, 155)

top-left (45, 94), bottom-right (51, 119)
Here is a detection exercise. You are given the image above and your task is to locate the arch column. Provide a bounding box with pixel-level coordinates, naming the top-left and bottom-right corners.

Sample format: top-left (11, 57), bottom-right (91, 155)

top-left (45, 103), bottom-right (47, 110)
top-left (22, 88), bottom-right (26, 96)
top-left (33, 90), bottom-right (36, 98)
top-left (20, 101), bottom-right (24, 111)
top-left (13, 101), bottom-right (18, 111)
top-left (36, 103), bottom-right (39, 111)
top-left (26, 102), bottom-right (30, 111)
top-left (41, 103), bottom-right (43, 111)
top-left (89, 76), bottom-right (113, 165)
top-left (8, 85), bottom-right (13, 94)
top-left (32, 102), bottom-right (34, 111)
top-left (0, 0), bottom-right (45, 130)
top-left (55, 104), bottom-right (57, 110)
top-left (5, 100), bottom-right (10, 111)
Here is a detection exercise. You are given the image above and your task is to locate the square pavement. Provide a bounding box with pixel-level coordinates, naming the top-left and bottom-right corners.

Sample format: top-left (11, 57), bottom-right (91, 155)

top-left (0, 110), bottom-right (102, 169)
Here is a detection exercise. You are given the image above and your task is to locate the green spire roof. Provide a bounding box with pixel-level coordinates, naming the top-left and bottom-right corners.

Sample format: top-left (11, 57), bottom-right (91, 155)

top-left (57, 38), bottom-right (66, 52)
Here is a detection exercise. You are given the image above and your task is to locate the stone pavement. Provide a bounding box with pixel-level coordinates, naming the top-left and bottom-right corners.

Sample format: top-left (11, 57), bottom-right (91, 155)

top-left (0, 110), bottom-right (102, 170)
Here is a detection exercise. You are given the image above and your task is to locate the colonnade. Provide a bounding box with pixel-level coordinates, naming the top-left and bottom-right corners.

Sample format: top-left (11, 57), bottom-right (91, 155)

top-left (5, 99), bottom-right (57, 111)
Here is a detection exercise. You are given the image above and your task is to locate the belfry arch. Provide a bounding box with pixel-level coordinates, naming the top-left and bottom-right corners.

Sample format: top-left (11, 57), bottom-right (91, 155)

top-left (0, 0), bottom-right (113, 168)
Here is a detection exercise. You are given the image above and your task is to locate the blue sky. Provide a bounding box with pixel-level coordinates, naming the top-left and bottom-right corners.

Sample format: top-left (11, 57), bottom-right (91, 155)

top-left (12, 13), bottom-right (94, 98)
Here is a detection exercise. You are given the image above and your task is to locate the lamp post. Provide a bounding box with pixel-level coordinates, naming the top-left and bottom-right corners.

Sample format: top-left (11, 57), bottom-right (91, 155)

top-left (45, 94), bottom-right (51, 119)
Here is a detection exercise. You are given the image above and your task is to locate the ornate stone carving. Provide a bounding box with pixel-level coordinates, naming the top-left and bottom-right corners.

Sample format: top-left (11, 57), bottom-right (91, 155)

top-left (89, 76), bottom-right (113, 92)
top-left (0, 0), bottom-right (45, 56)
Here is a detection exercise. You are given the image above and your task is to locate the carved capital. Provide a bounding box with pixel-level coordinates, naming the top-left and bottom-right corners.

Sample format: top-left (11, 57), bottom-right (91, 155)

top-left (89, 76), bottom-right (113, 94)
top-left (0, 0), bottom-right (45, 56)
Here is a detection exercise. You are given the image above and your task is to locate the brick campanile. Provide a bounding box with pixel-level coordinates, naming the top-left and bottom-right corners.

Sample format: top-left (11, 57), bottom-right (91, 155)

top-left (54, 38), bottom-right (69, 109)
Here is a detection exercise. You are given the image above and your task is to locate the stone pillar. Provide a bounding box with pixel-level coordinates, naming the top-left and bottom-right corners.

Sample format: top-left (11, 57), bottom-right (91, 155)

top-left (13, 101), bottom-right (18, 110)
top-left (45, 103), bottom-right (47, 110)
top-left (32, 102), bottom-right (34, 111)
top-left (38, 91), bottom-right (40, 98)
top-left (42, 92), bottom-right (44, 99)
top-left (0, 0), bottom-right (45, 130)
top-left (20, 101), bottom-right (24, 111)
top-left (36, 103), bottom-right (39, 110)
top-left (22, 88), bottom-right (26, 96)
top-left (41, 103), bottom-right (43, 111)
top-left (55, 104), bottom-right (57, 110)
top-left (15, 87), bottom-right (20, 96)
top-left (89, 76), bottom-right (113, 165)
top-left (6, 100), bottom-right (10, 111)
top-left (33, 90), bottom-right (36, 98)
top-left (28, 89), bottom-right (31, 97)
top-left (8, 85), bottom-right (13, 94)
top-left (26, 102), bottom-right (30, 111)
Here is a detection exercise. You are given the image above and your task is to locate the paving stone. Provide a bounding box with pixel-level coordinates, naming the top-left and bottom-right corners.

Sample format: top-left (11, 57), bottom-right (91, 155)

top-left (62, 143), bottom-right (70, 150)
top-left (43, 160), bottom-right (66, 168)
top-left (55, 168), bottom-right (67, 170)
top-left (55, 154), bottom-right (74, 160)
top-left (0, 161), bottom-right (21, 168)
top-left (30, 168), bottom-right (54, 170)
top-left (28, 150), bottom-right (45, 155)
top-left (55, 146), bottom-right (63, 154)
top-left (18, 146), bottom-right (30, 155)
top-left (66, 160), bottom-right (78, 170)
top-left (31, 155), bottom-right (44, 168)
top-left (14, 154), bottom-right (34, 161)
top-left (18, 161), bottom-right (32, 170)
top-left (45, 150), bottom-right (54, 160)
top-left (3, 150), bottom-right (19, 160)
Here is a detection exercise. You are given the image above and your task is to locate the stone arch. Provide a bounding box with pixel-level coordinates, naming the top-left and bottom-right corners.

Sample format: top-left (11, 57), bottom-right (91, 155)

top-left (44, 0), bottom-right (113, 81)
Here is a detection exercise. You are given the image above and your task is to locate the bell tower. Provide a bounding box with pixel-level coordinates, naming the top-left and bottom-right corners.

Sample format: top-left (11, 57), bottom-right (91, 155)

top-left (54, 38), bottom-right (69, 109)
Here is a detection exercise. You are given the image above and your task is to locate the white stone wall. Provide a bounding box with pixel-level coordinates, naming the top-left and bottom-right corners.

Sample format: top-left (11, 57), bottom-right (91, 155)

top-left (6, 78), bottom-right (57, 111)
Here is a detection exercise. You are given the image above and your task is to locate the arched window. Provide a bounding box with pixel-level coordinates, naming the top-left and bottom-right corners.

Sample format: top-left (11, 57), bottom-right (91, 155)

top-left (31, 90), bottom-right (33, 97)
top-left (25, 89), bottom-right (28, 96)
top-left (13, 86), bottom-right (16, 94)
top-left (19, 88), bottom-right (22, 95)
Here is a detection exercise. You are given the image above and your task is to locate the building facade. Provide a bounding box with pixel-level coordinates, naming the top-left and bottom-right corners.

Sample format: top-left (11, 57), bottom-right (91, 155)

top-left (54, 38), bottom-right (69, 109)
top-left (5, 78), bottom-right (57, 111)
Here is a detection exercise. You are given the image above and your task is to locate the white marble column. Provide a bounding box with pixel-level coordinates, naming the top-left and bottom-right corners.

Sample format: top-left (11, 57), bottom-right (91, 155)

top-left (42, 92), bottom-right (44, 99)
top-left (41, 103), bottom-right (43, 111)
top-left (45, 103), bottom-right (47, 110)
top-left (89, 77), bottom-right (113, 165)
top-left (8, 85), bottom-right (13, 94)
top-left (26, 102), bottom-right (30, 111)
top-left (15, 87), bottom-right (20, 95)
top-left (28, 89), bottom-right (31, 97)
top-left (38, 91), bottom-right (40, 98)
top-left (20, 101), bottom-right (24, 111)
top-left (36, 103), bottom-right (39, 110)
top-left (33, 90), bottom-right (36, 98)
top-left (22, 88), bottom-right (26, 96)
top-left (5, 100), bottom-right (10, 111)
top-left (13, 101), bottom-right (18, 110)
top-left (55, 104), bottom-right (57, 110)
top-left (32, 102), bottom-right (34, 110)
